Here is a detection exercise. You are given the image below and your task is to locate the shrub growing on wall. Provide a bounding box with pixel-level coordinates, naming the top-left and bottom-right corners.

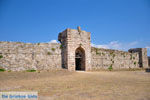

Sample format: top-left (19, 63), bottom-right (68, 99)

top-left (60, 45), bottom-right (63, 49)
top-left (0, 55), bottom-right (3, 59)
top-left (51, 48), bottom-right (55, 51)
top-left (108, 64), bottom-right (113, 71)
top-left (47, 52), bottom-right (52, 55)
top-left (134, 62), bottom-right (136, 65)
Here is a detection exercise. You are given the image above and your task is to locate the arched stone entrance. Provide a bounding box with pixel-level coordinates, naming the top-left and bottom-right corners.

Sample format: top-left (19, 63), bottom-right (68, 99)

top-left (58, 27), bottom-right (91, 71)
top-left (75, 47), bottom-right (85, 70)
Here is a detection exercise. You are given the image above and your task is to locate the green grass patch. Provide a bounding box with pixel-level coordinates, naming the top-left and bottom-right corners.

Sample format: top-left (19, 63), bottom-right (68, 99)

top-left (26, 69), bottom-right (36, 72)
top-left (108, 65), bottom-right (113, 71)
top-left (0, 68), bottom-right (6, 72)
top-left (0, 55), bottom-right (3, 59)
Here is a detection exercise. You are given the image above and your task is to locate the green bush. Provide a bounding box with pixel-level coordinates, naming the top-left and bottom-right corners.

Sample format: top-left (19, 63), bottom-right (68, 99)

top-left (47, 52), bottom-right (52, 55)
top-left (134, 62), bottom-right (136, 65)
top-left (0, 55), bottom-right (3, 59)
top-left (26, 69), bottom-right (36, 72)
top-left (51, 48), bottom-right (55, 51)
top-left (0, 68), bottom-right (6, 72)
top-left (108, 65), bottom-right (113, 71)
top-left (60, 45), bottom-right (63, 49)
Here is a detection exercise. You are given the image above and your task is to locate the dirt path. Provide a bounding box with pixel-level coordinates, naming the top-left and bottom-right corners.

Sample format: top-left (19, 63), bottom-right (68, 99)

top-left (0, 70), bottom-right (150, 100)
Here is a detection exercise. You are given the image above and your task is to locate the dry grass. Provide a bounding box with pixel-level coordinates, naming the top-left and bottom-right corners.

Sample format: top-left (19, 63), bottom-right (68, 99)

top-left (0, 70), bottom-right (150, 100)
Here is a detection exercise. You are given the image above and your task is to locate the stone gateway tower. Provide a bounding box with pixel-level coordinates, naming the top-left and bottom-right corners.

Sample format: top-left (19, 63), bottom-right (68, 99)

top-left (58, 27), bottom-right (91, 71)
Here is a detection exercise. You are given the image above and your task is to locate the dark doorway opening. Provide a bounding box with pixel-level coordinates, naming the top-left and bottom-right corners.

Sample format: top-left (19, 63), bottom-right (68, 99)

top-left (75, 47), bottom-right (85, 71)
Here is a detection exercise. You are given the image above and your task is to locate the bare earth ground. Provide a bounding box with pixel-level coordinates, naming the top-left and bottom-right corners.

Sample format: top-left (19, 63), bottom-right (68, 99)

top-left (0, 70), bottom-right (150, 100)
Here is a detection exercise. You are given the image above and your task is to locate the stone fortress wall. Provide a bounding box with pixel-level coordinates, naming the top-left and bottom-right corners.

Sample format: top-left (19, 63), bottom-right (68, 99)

top-left (0, 42), bottom-right (61, 71)
top-left (0, 41), bottom-right (149, 71)
top-left (0, 27), bottom-right (149, 71)
top-left (91, 47), bottom-right (139, 70)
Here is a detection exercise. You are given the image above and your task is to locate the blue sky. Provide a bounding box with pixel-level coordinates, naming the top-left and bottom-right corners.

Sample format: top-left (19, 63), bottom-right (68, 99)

top-left (0, 0), bottom-right (150, 55)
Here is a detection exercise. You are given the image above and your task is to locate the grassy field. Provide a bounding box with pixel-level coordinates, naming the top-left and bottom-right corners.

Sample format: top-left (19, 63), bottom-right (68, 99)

top-left (0, 70), bottom-right (150, 100)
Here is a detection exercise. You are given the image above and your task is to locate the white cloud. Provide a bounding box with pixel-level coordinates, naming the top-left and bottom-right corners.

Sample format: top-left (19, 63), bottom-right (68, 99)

top-left (91, 41), bottom-right (138, 51)
top-left (91, 43), bottom-right (109, 49)
top-left (146, 46), bottom-right (150, 49)
top-left (49, 40), bottom-right (58, 43)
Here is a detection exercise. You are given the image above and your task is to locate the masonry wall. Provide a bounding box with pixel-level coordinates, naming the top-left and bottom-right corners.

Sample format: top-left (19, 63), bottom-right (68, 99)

top-left (91, 47), bottom-right (139, 70)
top-left (0, 41), bottom-right (145, 71)
top-left (0, 42), bottom-right (61, 71)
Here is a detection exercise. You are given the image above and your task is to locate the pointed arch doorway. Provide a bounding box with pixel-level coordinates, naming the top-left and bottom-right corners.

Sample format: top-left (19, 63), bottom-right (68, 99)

top-left (75, 47), bottom-right (85, 71)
